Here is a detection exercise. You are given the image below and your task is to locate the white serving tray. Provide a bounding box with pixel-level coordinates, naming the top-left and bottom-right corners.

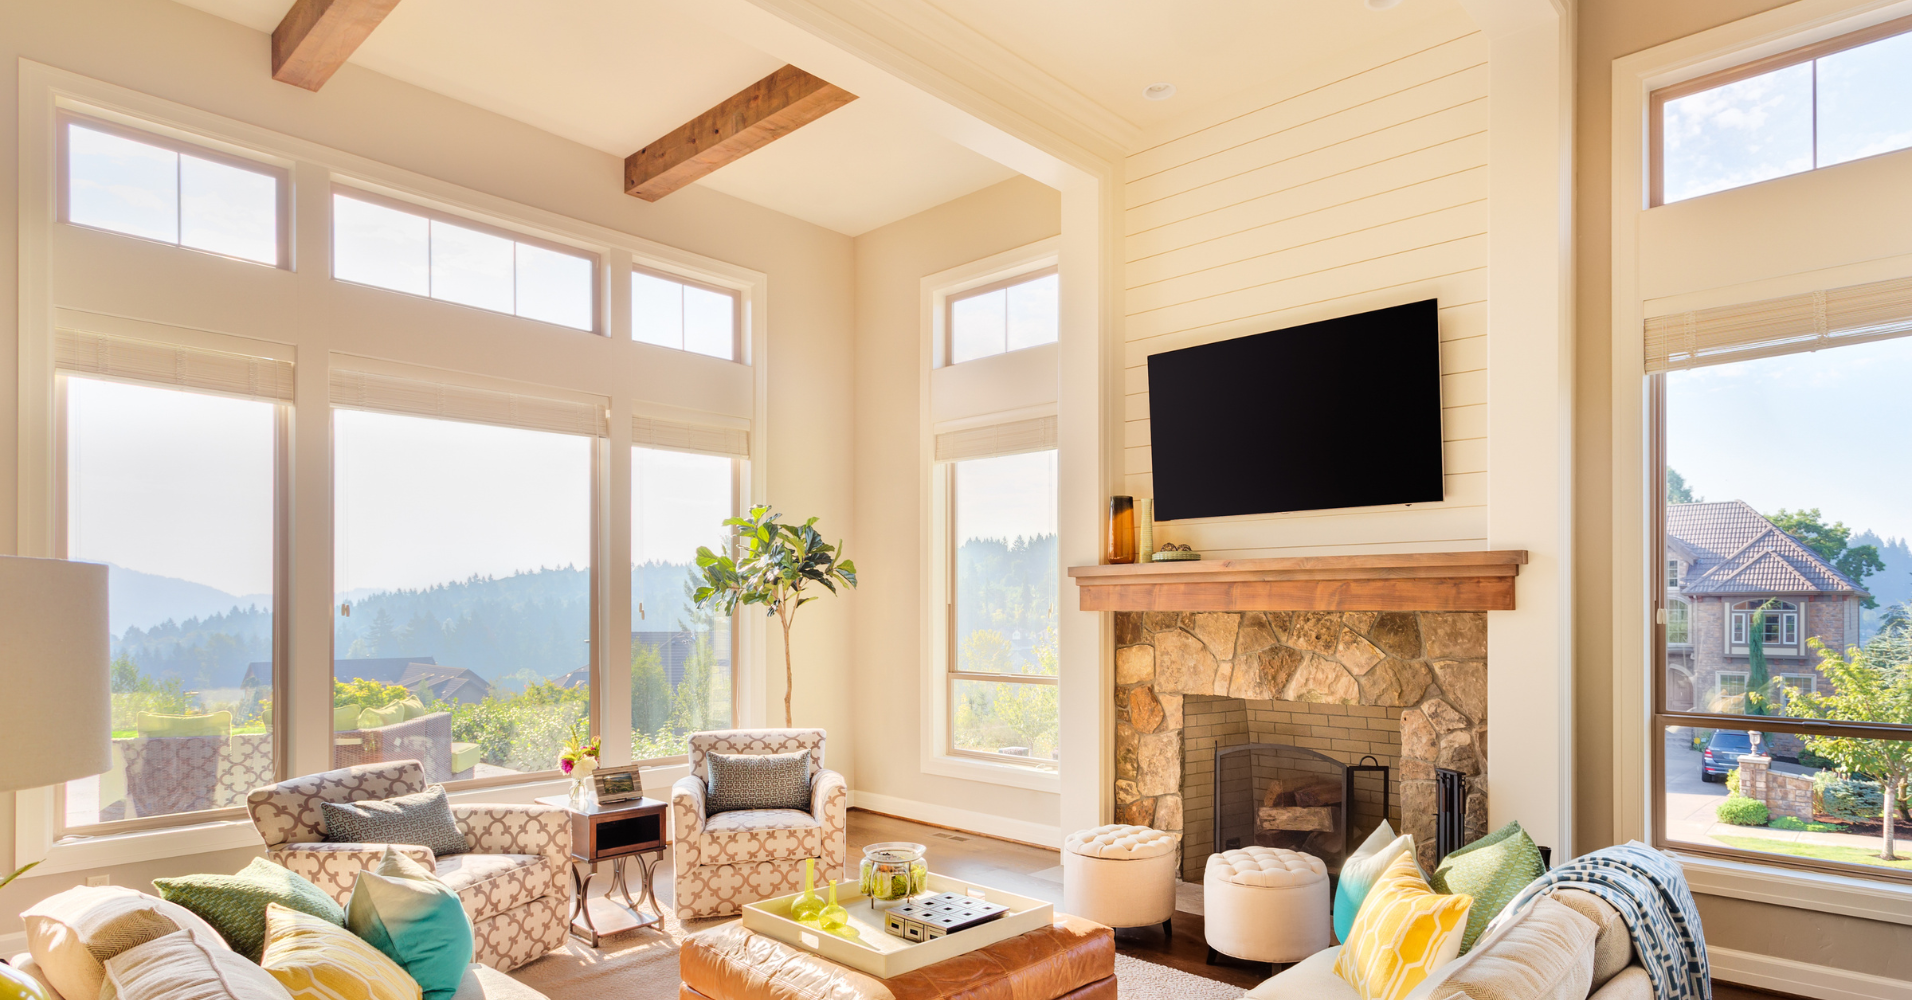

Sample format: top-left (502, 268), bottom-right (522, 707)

top-left (740, 873), bottom-right (1054, 979)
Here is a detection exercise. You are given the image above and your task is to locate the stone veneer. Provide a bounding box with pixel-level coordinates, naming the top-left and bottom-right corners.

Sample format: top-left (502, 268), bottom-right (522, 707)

top-left (1114, 610), bottom-right (1489, 869)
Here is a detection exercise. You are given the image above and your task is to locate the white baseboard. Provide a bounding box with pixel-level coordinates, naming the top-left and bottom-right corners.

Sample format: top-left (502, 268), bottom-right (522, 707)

top-left (1709, 944), bottom-right (1912, 1000)
top-left (848, 790), bottom-right (1061, 850)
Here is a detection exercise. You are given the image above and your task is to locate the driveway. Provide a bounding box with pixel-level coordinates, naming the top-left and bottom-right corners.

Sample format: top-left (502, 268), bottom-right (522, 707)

top-left (1663, 726), bottom-right (1911, 858)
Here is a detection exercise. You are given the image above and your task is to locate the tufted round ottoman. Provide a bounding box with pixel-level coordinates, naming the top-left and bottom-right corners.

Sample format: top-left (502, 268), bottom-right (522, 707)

top-left (1062, 825), bottom-right (1179, 939)
top-left (1203, 847), bottom-right (1329, 968)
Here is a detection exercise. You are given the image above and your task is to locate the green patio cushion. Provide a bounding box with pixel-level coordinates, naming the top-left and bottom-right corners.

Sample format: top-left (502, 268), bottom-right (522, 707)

top-left (396, 696), bottom-right (428, 721)
top-left (356, 702), bottom-right (408, 730)
top-left (1432, 820), bottom-right (1548, 955)
top-left (450, 743), bottom-right (484, 774)
top-left (135, 712), bottom-right (231, 738)
top-left (334, 704), bottom-right (363, 731)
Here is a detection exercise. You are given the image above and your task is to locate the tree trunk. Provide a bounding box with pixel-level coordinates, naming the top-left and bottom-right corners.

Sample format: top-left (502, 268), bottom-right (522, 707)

top-left (779, 605), bottom-right (795, 728)
top-left (1884, 777), bottom-right (1901, 861)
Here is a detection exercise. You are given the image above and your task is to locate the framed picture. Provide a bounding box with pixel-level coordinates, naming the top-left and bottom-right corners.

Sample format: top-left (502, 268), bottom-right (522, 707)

top-left (592, 764), bottom-right (644, 804)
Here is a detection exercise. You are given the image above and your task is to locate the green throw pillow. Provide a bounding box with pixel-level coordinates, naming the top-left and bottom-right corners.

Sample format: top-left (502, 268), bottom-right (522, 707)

top-left (1431, 820), bottom-right (1548, 954)
top-left (135, 712), bottom-right (231, 738)
top-left (348, 848), bottom-right (473, 1000)
top-left (154, 856), bottom-right (344, 962)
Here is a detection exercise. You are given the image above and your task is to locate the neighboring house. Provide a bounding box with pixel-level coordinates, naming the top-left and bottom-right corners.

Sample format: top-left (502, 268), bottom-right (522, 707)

top-left (556, 630), bottom-right (727, 691)
top-left (1665, 501), bottom-right (1869, 720)
top-left (243, 657), bottom-right (495, 705)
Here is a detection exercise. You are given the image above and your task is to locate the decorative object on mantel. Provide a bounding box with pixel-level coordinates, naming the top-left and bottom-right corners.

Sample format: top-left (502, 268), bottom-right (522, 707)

top-left (694, 505), bottom-right (858, 726)
top-left (1152, 543), bottom-right (1201, 562)
top-left (1136, 498), bottom-right (1155, 563)
top-left (1106, 496), bottom-right (1136, 564)
top-left (1070, 550), bottom-right (1528, 612)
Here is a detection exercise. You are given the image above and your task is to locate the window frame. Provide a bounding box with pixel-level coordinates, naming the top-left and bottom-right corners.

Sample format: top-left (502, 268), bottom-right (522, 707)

top-left (1649, 16), bottom-right (1913, 207)
top-left (57, 111), bottom-right (293, 270)
top-left (330, 184), bottom-right (604, 335)
top-left (52, 369), bottom-right (292, 837)
top-left (1727, 600), bottom-right (1802, 654)
top-left (1649, 372), bottom-right (1911, 883)
top-left (630, 264), bottom-right (744, 362)
top-left (941, 265), bottom-right (1060, 367)
top-left (1666, 597), bottom-right (1691, 644)
top-left (942, 453), bottom-right (1060, 772)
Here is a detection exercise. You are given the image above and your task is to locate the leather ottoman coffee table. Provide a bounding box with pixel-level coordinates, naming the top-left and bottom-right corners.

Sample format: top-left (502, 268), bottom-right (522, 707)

top-left (680, 915), bottom-right (1116, 1000)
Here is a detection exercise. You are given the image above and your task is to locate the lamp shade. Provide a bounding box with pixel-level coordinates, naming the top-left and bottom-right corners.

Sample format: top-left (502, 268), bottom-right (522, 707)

top-left (0, 556), bottom-right (110, 791)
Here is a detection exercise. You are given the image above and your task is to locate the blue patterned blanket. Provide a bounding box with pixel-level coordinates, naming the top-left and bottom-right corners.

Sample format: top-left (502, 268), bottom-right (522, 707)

top-left (1492, 842), bottom-right (1711, 1000)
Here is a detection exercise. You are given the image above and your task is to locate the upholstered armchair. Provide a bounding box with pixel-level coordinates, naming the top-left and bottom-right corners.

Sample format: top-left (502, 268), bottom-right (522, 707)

top-left (671, 729), bottom-right (847, 920)
top-left (246, 760), bottom-right (569, 971)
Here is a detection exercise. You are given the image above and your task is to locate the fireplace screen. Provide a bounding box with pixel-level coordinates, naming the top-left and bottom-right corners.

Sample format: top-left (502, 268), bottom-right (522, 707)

top-left (1211, 743), bottom-right (1389, 877)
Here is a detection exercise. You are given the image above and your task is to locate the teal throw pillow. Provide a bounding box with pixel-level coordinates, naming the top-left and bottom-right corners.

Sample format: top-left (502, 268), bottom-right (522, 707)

top-left (1431, 820), bottom-right (1548, 955)
top-left (154, 856), bottom-right (344, 962)
top-left (348, 847), bottom-right (473, 1000)
top-left (1333, 820), bottom-right (1423, 943)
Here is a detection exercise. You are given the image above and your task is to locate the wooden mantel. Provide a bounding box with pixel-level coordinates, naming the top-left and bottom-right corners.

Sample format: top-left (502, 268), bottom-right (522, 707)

top-left (1067, 551), bottom-right (1528, 612)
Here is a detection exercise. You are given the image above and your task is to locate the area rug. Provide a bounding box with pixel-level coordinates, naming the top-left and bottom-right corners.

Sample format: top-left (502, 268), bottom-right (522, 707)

top-left (512, 919), bottom-right (1251, 1000)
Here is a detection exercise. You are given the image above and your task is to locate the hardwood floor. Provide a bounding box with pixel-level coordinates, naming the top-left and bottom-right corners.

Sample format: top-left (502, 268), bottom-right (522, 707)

top-left (843, 808), bottom-right (1810, 998)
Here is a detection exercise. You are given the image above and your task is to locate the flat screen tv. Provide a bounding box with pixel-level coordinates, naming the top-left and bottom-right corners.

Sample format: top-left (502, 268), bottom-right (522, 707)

top-left (1147, 299), bottom-right (1443, 521)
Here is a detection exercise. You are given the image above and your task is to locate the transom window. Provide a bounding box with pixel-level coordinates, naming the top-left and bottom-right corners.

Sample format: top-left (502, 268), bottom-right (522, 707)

top-left (61, 115), bottom-right (287, 267)
top-left (1654, 18), bottom-right (1913, 205)
top-left (946, 269), bottom-right (1059, 365)
top-left (332, 189), bottom-right (596, 332)
top-left (631, 267), bottom-right (739, 360)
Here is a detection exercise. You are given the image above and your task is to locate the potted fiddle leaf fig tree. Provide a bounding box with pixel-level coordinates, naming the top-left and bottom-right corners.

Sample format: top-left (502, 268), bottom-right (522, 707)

top-left (693, 506), bottom-right (857, 727)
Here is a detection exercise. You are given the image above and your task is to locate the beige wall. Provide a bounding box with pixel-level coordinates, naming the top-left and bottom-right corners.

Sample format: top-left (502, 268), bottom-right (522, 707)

top-left (0, 0), bottom-right (855, 933)
top-left (848, 176), bottom-right (1062, 832)
top-left (1571, 0), bottom-right (1912, 981)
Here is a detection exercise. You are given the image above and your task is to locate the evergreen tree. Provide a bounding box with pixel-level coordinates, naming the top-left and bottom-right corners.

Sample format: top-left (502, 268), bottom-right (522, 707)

top-left (630, 644), bottom-right (671, 738)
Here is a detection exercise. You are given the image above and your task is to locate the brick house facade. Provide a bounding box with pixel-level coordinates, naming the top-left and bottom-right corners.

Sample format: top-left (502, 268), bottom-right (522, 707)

top-left (1665, 502), bottom-right (1867, 751)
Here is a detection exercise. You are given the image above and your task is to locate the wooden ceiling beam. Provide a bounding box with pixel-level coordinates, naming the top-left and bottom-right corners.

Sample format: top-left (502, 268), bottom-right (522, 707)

top-left (272, 0), bottom-right (404, 91)
top-left (625, 65), bottom-right (856, 202)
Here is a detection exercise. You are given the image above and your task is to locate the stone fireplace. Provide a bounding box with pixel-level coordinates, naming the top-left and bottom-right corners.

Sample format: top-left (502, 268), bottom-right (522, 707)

top-left (1113, 610), bottom-right (1488, 872)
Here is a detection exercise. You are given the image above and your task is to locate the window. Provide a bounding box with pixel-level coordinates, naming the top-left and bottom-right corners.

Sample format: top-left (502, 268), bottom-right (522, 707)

top-left (1654, 331), bottom-right (1912, 879)
top-left (333, 407), bottom-right (591, 783)
top-left (946, 269), bottom-right (1059, 364)
top-left (631, 267), bottom-right (739, 360)
top-left (62, 116), bottom-right (286, 267)
top-left (1667, 599), bottom-right (1690, 643)
top-left (1667, 559), bottom-right (1681, 588)
top-left (1654, 19), bottom-right (1912, 205)
top-left (630, 445), bottom-right (737, 761)
top-left (948, 449), bottom-right (1059, 768)
top-left (61, 375), bottom-right (280, 832)
top-left (332, 190), bottom-right (596, 331)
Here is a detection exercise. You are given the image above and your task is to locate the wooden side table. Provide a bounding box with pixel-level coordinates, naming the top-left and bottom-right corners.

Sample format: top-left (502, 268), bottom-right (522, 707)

top-left (537, 794), bottom-right (668, 946)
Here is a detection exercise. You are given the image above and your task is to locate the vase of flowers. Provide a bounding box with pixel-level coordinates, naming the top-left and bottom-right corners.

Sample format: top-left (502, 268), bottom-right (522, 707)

top-left (560, 720), bottom-right (602, 810)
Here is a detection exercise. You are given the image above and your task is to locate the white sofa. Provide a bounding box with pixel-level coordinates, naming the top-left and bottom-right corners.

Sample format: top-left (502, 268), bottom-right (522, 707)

top-left (1243, 887), bottom-right (1653, 1000)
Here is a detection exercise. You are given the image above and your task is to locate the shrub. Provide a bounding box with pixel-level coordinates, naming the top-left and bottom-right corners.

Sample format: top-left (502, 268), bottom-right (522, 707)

top-left (1716, 792), bottom-right (1770, 826)
top-left (1816, 775), bottom-right (1884, 821)
top-left (334, 678), bottom-right (412, 710)
top-left (1767, 815), bottom-right (1841, 832)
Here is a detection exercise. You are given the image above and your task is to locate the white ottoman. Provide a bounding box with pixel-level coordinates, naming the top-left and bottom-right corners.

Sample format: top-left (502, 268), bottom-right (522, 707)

top-left (1204, 847), bottom-right (1330, 969)
top-left (1062, 825), bottom-right (1179, 939)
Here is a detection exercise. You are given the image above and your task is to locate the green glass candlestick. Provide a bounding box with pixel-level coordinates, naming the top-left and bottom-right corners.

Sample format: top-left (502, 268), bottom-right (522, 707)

top-left (818, 880), bottom-right (849, 933)
top-left (790, 858), bottom-right (825, 924)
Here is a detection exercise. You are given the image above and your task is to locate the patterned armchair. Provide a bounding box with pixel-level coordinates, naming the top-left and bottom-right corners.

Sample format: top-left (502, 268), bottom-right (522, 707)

top-left (246, 760), bottom-right (569, 971)
top-left (671, 729), bottom-right (847, 920)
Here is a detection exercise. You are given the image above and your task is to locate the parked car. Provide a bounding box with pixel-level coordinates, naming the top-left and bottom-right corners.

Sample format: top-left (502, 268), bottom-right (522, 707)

top-left (1701, 730), bottom-right (1752, 782)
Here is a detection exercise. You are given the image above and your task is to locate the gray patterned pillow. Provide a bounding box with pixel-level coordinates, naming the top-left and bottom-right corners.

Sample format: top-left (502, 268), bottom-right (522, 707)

top-left (706, 750), bottom-right (812, 815)
top-left (321, 785), bottom-right (467, 858)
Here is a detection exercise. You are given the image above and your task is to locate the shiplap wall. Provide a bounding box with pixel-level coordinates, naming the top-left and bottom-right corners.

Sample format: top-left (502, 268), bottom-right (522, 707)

top-left (1124, 14), bottom-right (1490, 558)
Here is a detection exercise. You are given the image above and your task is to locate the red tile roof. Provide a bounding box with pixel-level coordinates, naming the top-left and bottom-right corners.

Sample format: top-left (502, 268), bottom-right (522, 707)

top-left (1666, 500), bottom-right (1867, 597)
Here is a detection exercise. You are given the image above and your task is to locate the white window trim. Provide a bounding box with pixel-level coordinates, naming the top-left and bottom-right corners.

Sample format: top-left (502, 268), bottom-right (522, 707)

top-left (918, 243), bottom-right (1064, 795)
top-left (15, 61), bottom-right (772, 872)
top-left (1608, 0), bottom-right (1914, 911)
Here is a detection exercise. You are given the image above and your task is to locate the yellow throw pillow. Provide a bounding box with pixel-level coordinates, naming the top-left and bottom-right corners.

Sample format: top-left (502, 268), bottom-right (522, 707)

top-left (258, 903), bottom-right (420, 1000)
top-left (1334, 853), bottom-right (1474, 1000)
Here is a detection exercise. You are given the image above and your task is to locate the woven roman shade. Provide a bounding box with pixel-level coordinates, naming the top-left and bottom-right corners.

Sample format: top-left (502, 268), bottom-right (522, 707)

top-left (934, 414), bottom-right (1057, 462)
top-left (1644, 277), bottom-right (1911, 372)
top-left (56, 330), bottom-right (294, 401)
top-left (330, 367), bottom-right (607, 437)
top-left (632, 413), bottom-right (749, 458)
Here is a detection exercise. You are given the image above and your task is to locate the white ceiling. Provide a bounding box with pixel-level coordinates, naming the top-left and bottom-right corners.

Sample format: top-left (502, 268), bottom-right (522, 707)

top-left (169, 0), bottom-right (1016, 236)
top-left (925, 0), bottom-right (1464, 128)
top-left (170, 0), bottom-right (1459, 233)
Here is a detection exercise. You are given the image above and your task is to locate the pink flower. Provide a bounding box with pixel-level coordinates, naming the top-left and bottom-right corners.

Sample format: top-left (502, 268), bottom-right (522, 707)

top-left (559, 758), bottom-right (574, 775)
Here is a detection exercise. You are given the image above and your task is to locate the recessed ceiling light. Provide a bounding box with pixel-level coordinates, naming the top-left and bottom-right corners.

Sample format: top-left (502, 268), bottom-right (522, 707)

top-left (1364, 0), bottom-right (1403, 9)
top-left (1142, 82), bottom-right (1177, 101)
